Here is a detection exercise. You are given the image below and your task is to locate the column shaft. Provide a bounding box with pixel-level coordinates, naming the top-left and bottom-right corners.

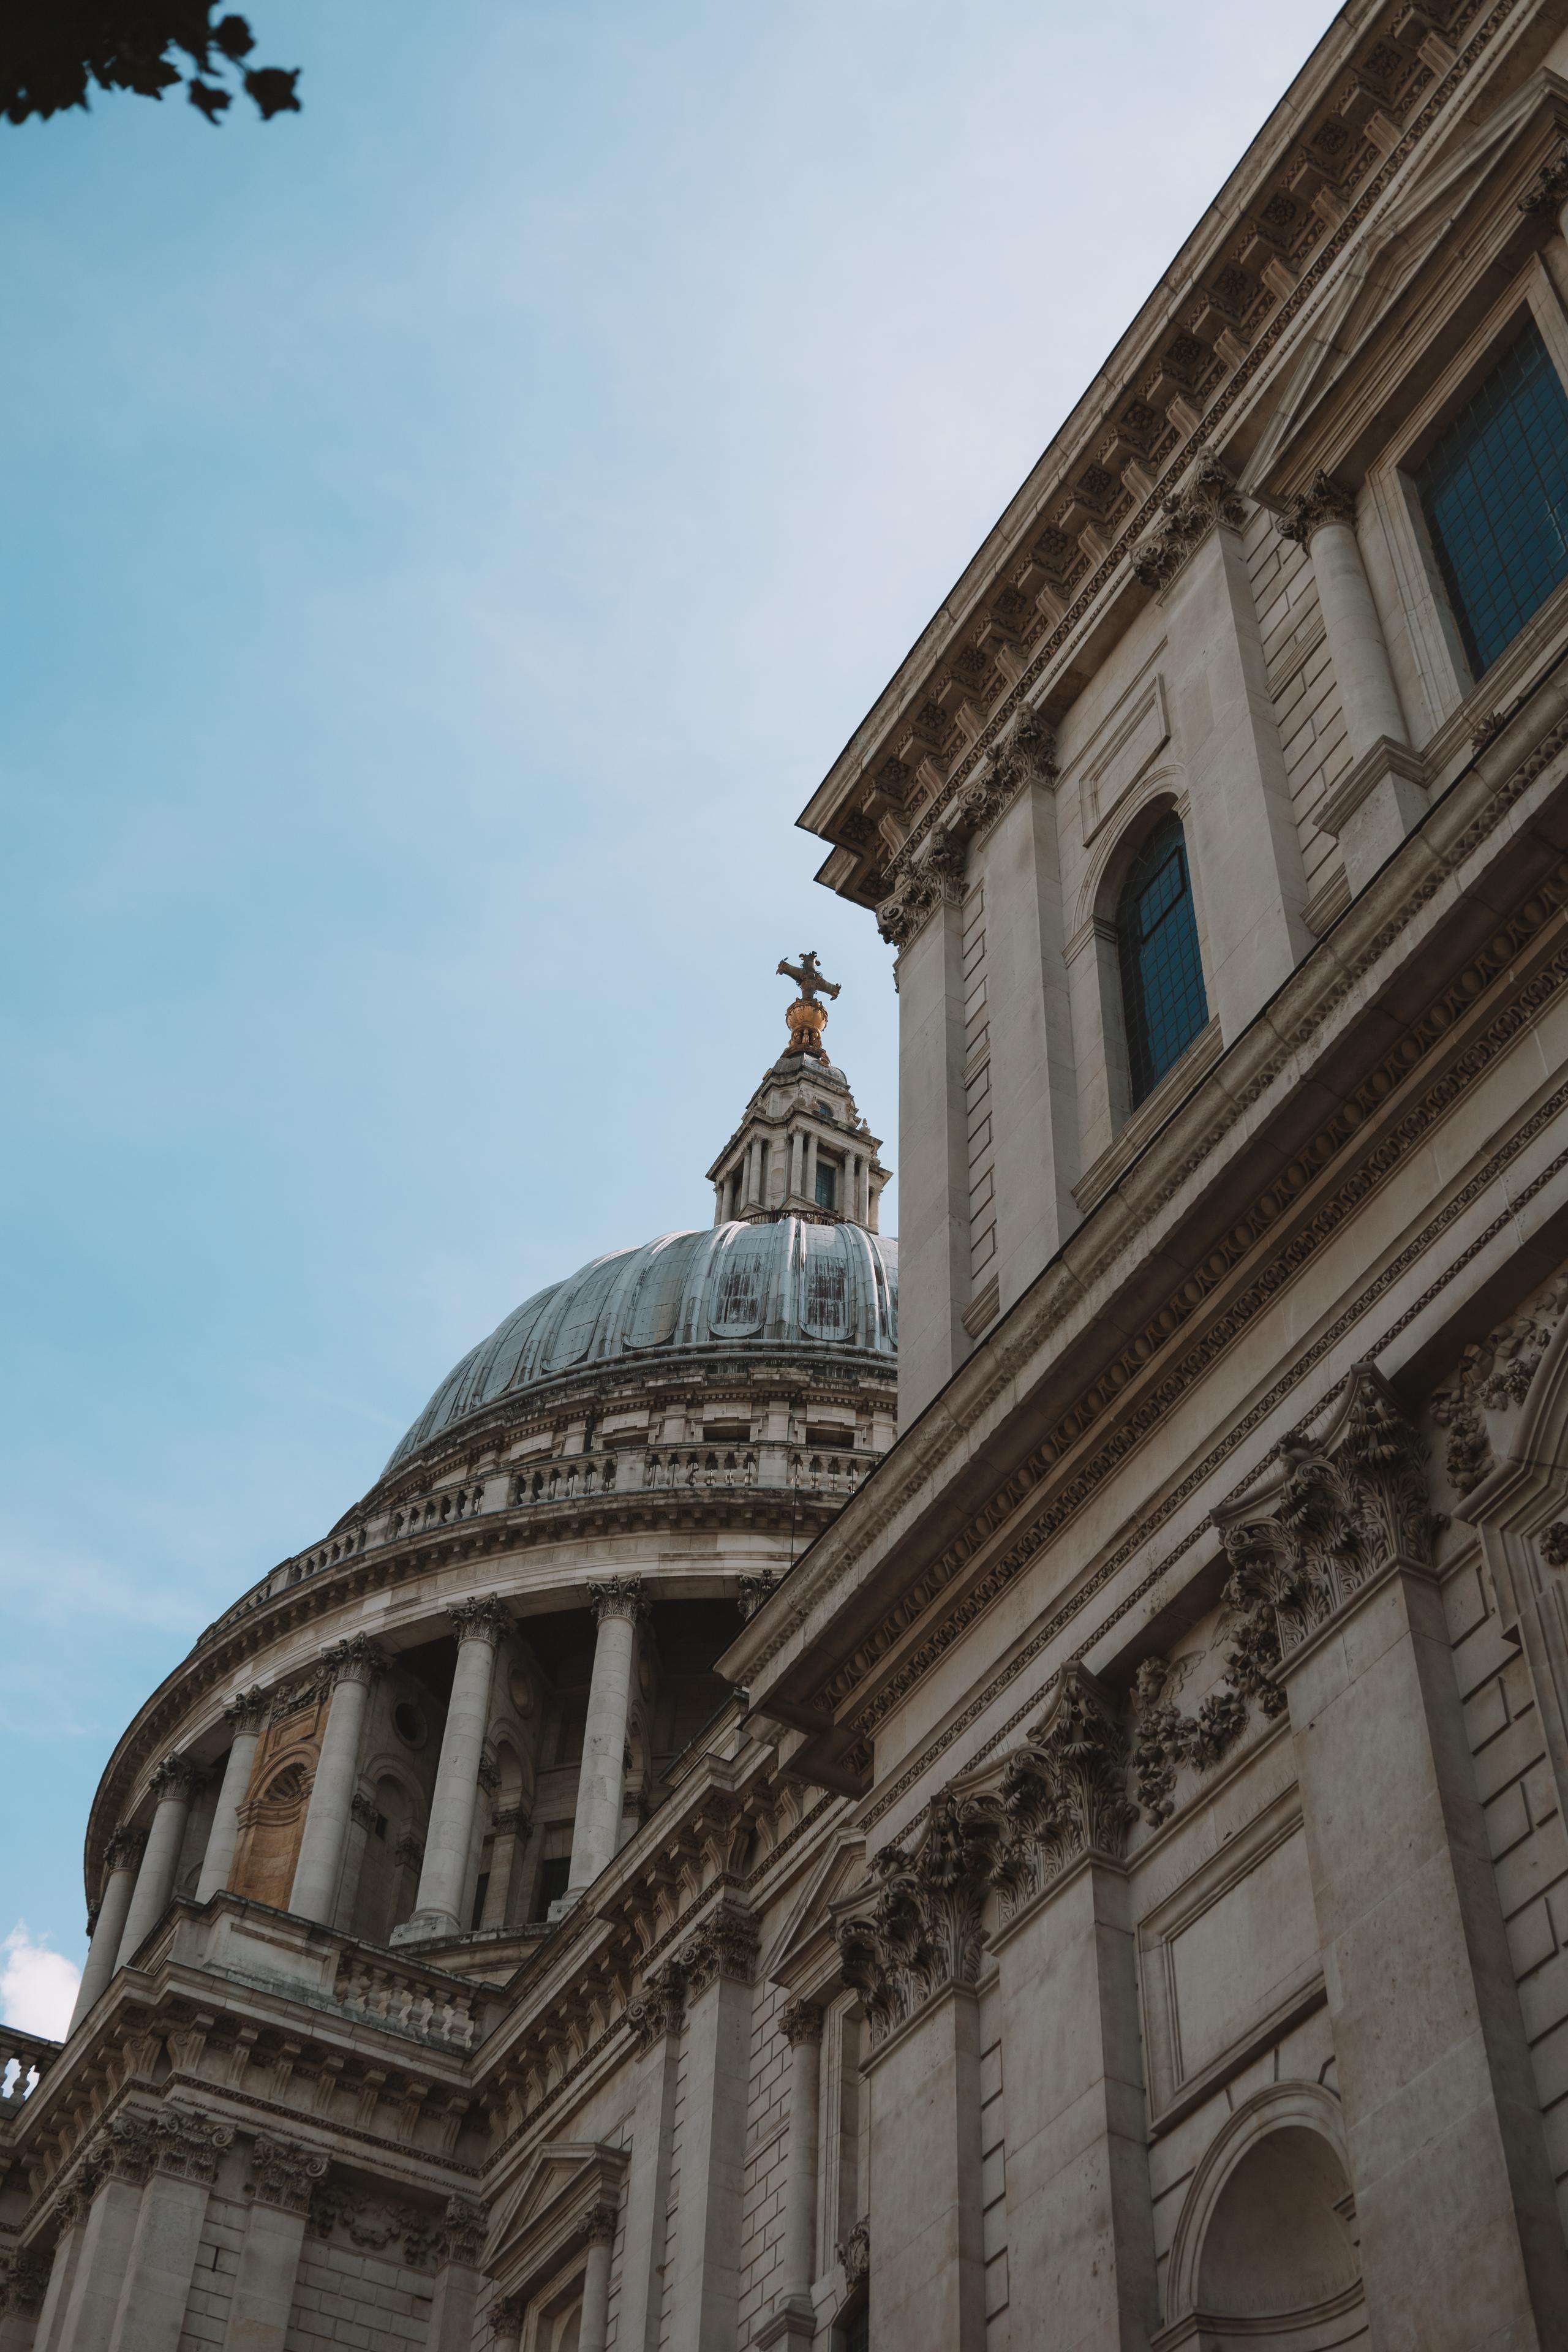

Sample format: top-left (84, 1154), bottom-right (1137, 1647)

top-left (579, 2233), bottom-right (612, 2352)
top-left (618, 1989), bottom-right (683, 2352)
top-left (105, 2172), bottom-right (210, 2352)
top-left (567, 1589), bottom-right (641, 1897)
top-left (804, 1133), bottom-right (819, 1210)
top-left (777, 2005), bottom-right (823, 2310)
top-left (867, 1984), bottom-right (986, 2352)
top-left (668, 1958), bottom-right (751, 2352)
top-left (69, 1840), bottom-right (141, 2032)
top-left (288, 1645), bottom-right (379, 1926)
top-left (400, 1607), bottom-right (504, 1940)
top-left (56, 2179), bottom-right (143, 2352)
top-left (115, 1766), bottom-right (197, 1970)
top-left (221, 2203), bottom-right (307, 2352)
top-left (1308, 518), bottom-right (1408, 758)
top-left (196, 1699), bottom-right (267, 1903)
top-left (895, 895), bottom-right (971, 1425)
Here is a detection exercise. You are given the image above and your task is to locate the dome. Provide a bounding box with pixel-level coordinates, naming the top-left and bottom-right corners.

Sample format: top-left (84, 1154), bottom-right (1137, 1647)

top-left (385, 1216), bottom-right (899, 1471)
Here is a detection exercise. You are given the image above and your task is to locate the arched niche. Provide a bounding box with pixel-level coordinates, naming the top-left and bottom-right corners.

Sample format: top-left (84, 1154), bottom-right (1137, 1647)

top-left (1161, 2084), bottom-right (1365, 2350)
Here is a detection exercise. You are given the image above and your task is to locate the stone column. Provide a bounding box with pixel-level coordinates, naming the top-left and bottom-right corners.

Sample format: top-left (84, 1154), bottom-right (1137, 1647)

top-left (666, 1909), bottom-right (755, 2352)
top-left (988, 1672), bottom-right (1155, 2352)
top-left (1137, 462), bottom-right (1310, 1034)
top-left (790, 1131), bottom-right (805, 1205)
top-left (424, 2196), bottom-right (488, 2352)
top-left (105, 2111), bottom-right (230, 2352)
top-left (804, 1132), bottom-right (819, 1210)
top-left (222, 2136), bottom-right (326, 2352)
top-left (33, 2176), bottom-right (96, 2352)
top-left (480, 1804), bottom-right (530, 1930)
top-left (1282, 472), bottom-right (1425, 892)
top-left (395, 1599), bottom-right (509, 1943)
top-left (1218, 1367), bottom-right (1568, 2348)
top-left (55, 2127), bottom-right (150, 2352)
top-left (774, 2000), bottom-right (824, 2328)
top-left (288, 1638), bottom-right (383, 1927)
top-left (891, 886), bottom-right (971, 1426)
top-left (835, 1795), bottom-right (997, 2352)
top-left (565, 1580), bottom-right (644, 1900)
top-left (195, 1689), bottom-right (269, 1904)
top-left (488, 2294), bottom-right (525, 2352)
top-left (0, 2246), bottom-right (52, 2352)
top-left (618, 1967), bottom-right (685, 2352)
top-left (68, 1831), bottom-right (145, 2034)
top-left (115, 1758), bottom-right (199, 1970)
top-left (578, 2206), bottom-right (616, 2352)
top-left (332, 1793), bottom-right (377, 1933)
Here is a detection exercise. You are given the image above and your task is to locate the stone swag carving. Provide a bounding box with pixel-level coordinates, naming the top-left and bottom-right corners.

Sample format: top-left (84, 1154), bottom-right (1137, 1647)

top-left (1216, 1362), bottom-right (1438, 1677)
top-left (837, 2218), bottom-right (870, 2286)
top-left (1129, 1654), bottom-right (1248, 1826)
top-left (1431, 1270), bottom-right (1568, 1495)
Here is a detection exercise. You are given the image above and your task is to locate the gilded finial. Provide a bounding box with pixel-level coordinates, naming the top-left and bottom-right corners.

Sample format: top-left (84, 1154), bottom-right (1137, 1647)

top-left (776, 952), bottom-right (840, 1062)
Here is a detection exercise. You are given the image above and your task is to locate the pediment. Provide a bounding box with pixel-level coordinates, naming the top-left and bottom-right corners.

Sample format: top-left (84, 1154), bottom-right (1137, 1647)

top-left (762, 1827), bottom-right (867, 1986)
top-left (487, 2138), bottom-right (630, 2299)
top-left (1248, 72), bottom-right (1561, 487)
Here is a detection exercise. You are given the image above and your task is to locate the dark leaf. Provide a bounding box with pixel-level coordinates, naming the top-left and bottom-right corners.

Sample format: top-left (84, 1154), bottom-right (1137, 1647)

top-left (243, 64), bottom-right (300, 118)
top-left (187, 77), bottom-right (231, 121)
top-left (212, 15), bottom-right (256, 61)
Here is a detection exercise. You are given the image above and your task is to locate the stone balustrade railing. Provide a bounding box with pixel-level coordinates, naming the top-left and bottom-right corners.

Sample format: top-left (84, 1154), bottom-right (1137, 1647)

top-left (331, 1951), bottom-right (500, 2053)
top-left (0, 2028), bottom-right (61, 2117)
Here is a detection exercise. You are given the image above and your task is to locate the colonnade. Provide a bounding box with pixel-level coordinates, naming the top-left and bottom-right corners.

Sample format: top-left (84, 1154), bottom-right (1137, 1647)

top-left (67, 1580), bottom-right (650, 2034)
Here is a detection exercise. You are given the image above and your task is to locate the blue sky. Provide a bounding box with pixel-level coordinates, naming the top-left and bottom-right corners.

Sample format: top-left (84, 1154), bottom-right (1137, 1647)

top-left (1, 0), bottom-right (1332, 2011)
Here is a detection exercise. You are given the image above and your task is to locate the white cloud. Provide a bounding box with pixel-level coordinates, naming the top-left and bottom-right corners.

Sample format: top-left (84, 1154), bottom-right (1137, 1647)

top-left (1, 1924), bottom-right (80, 2041)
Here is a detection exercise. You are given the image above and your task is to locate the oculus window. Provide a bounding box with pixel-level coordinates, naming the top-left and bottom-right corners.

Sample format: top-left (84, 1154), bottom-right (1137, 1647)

top-left (1117, 812), bottom-right (1208, 1107)
top-left (1414, 320), bottom-right (1568, 677)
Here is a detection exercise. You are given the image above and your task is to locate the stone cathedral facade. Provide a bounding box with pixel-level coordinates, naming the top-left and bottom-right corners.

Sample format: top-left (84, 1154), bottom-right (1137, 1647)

top-left (12, 2), bottom-right (1568, 2347)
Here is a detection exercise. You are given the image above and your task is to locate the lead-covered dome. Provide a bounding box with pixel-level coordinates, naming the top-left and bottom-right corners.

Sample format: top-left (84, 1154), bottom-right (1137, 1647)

top-left (386, 1217), bottom-right (897, 1471)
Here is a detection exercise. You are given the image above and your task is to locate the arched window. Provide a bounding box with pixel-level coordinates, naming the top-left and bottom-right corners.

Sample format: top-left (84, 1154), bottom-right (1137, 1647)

top-left (1116, 812), bottom-right (1208, 1106)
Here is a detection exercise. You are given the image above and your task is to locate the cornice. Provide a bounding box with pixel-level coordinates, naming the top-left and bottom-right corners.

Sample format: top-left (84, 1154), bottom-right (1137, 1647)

top-left (802, 0), bottom-right (1531, 902)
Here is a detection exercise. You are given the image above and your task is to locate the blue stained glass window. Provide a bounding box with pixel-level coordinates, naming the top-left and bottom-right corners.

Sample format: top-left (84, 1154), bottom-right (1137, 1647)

top-left (1414, 320), bottom-right (1568, 677)
top-left (1117, 812), bottom-right (1208, 1107)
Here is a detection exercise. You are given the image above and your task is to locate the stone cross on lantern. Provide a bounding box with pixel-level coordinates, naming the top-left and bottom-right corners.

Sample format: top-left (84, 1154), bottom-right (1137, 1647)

top-left (777, 952), bottom-right (840, 1062)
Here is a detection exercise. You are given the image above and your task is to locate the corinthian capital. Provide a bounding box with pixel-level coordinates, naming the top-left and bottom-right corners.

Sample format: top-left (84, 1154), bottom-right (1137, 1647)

top-left (224, 1685), bottom-right (270, 1737)
top-left (833, 1789), bottom-right (1003, 2045)
top-left (780, 1997), bottom-right (824, 2047)
top-left (1278, 468), bottom-right (1357, 546)
top-left (1133, 458), bottom-right (1247, 587)
top-left (587, 1575), bottom-right (646, 1626)
top-left (321, 1635), bottom-right (386, 1688)
top-left (104, 1824), bottom-right (148, 1873)
top-left (993, 1664), bottom-right (1135, 1918)
top-left (147, 1752), bottom-right (200, 1805)
top-left (248, 2133), bottom-right (328, 2212)
top-left (449, 1596), bottom-right (511, 1648)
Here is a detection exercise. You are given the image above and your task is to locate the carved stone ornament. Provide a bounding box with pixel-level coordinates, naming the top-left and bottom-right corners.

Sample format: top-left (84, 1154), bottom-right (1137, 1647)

top-left (1216, 1362), bottom-right (1436, 1673)
top-left (834, 1790), bottom-right (1003, 2045)
top-left (587, 1574), bottom-right (646, 1627)
top-left (677, 1904), bottom-right (758, 1996)
top-left (992, 1665), bottom-right (1137, 1918)
top-left (248, 2132), bottom-right (330, 2213)
top-left (350, 1792), bottom-right (379, 1831)
top-left (779, 1997), bottom-right (824, 2047)
top-left (147, 1752), bottom-right (201, 1806)
top-left (949, 710), bottom-right (1060, 842)
top-left (875, 833), bottom-right (969, 952)
top-left (1130, 1655), bottom-right (1247, 1826)
top-left (0, 2248), bottom-right (51, 2319)
top-left (489, 2291), bottom-right (528, 2345)
top-left (224, 1684), bottom-right (270, 1737)
top-left (309, 2184), bottom-right (437, 2271)
top-left (321, 1635), bottom-right (387, 1688)
top-left (449, 1596), bottom-right (512, 1647)
top-left (1543, 1523), bottom-right (1568, 1569)
top-left (837, 2218), bottom-right (870, 2286)
top-left (624, 1961), bottom-right (687, 2052)
top-left (104, 1823), bottom-right (148, 1874)
top-left (1430, 1272), bottom-right (1568, 1495)
top-left (1277, 467), bottom-right (1357, 546)
top-left (1133, 458), bottom-right (1248, 587)
top-left (1520, 147), bottom-right (1568, 217)
top-left (576, 2199), bottom-right (618, 2249)
top-left (94, 2105), bottom-right (234, 2190)
top-left (736, 1570), bottom-right (781, 1622)
top-left (437, 2193), bottom-right (489, 2268)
